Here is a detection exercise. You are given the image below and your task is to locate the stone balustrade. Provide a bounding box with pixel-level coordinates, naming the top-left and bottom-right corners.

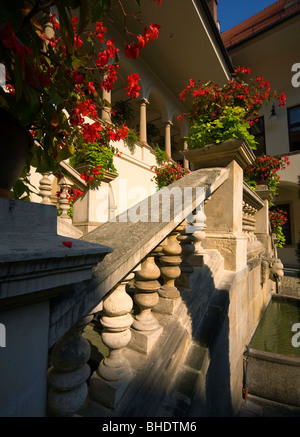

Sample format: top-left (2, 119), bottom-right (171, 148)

top-left (1, 152), bottom-right (280, 418)
top-left (46, 166), bottom-right (229, 415)
top-left (242, 182), bottom-right (266, 258)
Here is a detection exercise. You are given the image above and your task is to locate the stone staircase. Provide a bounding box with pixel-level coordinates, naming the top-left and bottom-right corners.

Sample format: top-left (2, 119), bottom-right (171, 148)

top-left (80, 248), bottom-right (235, 417)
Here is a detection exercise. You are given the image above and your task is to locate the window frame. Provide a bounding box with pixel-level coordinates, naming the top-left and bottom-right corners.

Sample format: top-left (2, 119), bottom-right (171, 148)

top-left (249, 116), bottom-right (266, 156)
top-left (287, 104), bottom-right (300, 152)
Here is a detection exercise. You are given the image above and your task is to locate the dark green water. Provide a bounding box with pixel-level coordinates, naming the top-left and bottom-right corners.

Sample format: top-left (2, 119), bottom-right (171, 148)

top-left (250, 298), bottom-right (300, 357)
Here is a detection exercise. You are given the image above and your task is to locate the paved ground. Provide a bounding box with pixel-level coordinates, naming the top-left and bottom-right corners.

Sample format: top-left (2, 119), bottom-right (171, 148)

top-left (280, 268), bottom-right (300, 299)
top-left (238, 395), bottom-right (300, 417)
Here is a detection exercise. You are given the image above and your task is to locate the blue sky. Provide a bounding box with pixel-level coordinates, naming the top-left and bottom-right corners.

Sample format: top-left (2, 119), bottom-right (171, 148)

top-left (217, 0), bottom-right (277, 32)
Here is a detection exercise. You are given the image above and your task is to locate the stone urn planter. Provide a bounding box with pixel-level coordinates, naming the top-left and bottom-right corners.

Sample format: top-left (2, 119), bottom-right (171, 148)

top-left (0, 108), bottom-right (33, 198)
top-left (180, 138), bottom-right (256, 171)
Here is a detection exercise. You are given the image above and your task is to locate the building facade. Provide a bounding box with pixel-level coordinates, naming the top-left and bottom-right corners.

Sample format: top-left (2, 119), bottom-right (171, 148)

top-left (222, 0), bottom-right (300, 268)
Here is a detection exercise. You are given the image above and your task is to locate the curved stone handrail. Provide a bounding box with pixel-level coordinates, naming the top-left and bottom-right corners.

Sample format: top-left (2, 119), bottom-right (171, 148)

top-left (48, 167), bottom-right (229, 346)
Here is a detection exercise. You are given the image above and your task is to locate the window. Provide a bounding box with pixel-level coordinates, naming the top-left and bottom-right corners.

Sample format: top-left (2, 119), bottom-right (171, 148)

top-left (288, 105), bottom-right (300, 152)
top-left (249, 117), bottom-right (266, 156)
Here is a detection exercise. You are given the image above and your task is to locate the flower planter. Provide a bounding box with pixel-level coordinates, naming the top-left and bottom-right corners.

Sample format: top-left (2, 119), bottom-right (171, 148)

top-left (0, 108), bottom-right (33, 197)
top-left (73, 164), bottom-right (118, 185)
top-left (180, 139), bottom-right (256, 171)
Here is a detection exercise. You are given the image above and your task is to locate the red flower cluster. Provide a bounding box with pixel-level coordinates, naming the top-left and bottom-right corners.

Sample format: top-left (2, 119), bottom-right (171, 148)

top-left (124, 23), bottom-right (161, 59)
top-left (80, 165), bottom-right (103, 185)
top-left (106, 124), bottom-right (128, 141)
top-left (269, 209), bottom-right (288, 231)
top-left (244, 155), bottom-right (290, 181)
top-left (178, 66), bottom-right (287, 125)
top-left (151, 162), bottom-right (189, 189)
top-left (126, 73), bottom-right (141, 98)
top-left (0, 21), bottom-right (33, 70)
top-left (56, 187), bottom-right (84, 203)
top-left (0, 1), bottom-right (162, 202)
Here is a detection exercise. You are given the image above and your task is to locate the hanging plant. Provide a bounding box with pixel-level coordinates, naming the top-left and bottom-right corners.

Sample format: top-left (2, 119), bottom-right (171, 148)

top-left (178, 66), bottom-right (286, 150)
top-left (244, 154), bottom-right (290, 201)
top-left (269, 208), bottom-right (288, 248)
top-left (0, 0), bottom-right (162, 198)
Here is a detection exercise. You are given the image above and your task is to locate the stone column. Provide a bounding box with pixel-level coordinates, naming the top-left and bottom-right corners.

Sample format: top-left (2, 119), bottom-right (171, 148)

top-left (101, 80), bottom-right (112, 122)
top-left (183, 139), bottom-right (189, 171)
top-left (130, 250), bottom-right (163, 354)
top-left (139, 98), bottom-right (149, 144)
top-left (47, 314), bottom-right (93, 416)
top-left (164, 120), bottom-right (173, 158)
top-left (89, 273), bottom-right (134, 409)
top-left (39, 172), bottom-right (52, 204)
top-left (58, 177), bottom-right (72, 222)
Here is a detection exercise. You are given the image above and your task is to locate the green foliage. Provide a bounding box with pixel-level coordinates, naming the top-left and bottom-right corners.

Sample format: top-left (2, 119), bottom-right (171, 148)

top-left (187, 107), bottom-right (257, 150)
top-left (70, 141), bottom-right (117, 174)
top-left (154, 146), bottom-right (169, 165)
top-left (151, 161), bottom-right (189, 190)
top-left (269, 208), bottom-right (288, 248)
top-left (125, 128), bottom-right (140, 154)
top-left (112, 100), bottom-right (134, 126)
top-left (273, 226), bottom-right (286, 248)
top-left (147, 123), bottom-right (161, 146)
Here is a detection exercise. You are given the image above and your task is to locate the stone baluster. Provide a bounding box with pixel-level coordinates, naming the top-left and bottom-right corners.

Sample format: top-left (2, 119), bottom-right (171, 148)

top-left (154, 230), bottom-right (182, 315)
top-left (58, 177), bottom-right (72, 222)
top-left (190, 200), bottom-right (208, 267)
top-left (89, 273), bottom-right (134, 409)
top-left (39, 172), bottom-right (52, 204)
top-left (176, 219), bottom-right (196, 291)
top-left (242, 202), bottom-right (257, 242)
top-left (47, 314), bottom-right (93, 416)
top-left (130, 249), bottom-right (163, 354)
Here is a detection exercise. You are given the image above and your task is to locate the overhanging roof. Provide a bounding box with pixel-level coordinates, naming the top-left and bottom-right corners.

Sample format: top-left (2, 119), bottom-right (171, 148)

top-left (108, 0), bottom-right (233, 100)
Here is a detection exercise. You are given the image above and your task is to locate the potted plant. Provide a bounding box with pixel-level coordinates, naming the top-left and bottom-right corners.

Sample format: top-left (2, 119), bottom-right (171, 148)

top-left (69, 135), bottom-right (119, 190)
top-left (178, 66), bottom-right (286, 170)
top-left (151, 147), bottom-right (189, 190)
top-left (0, 0), bottom-right (161, 199)
top-left (244, 154), bottom-right (290, 201)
